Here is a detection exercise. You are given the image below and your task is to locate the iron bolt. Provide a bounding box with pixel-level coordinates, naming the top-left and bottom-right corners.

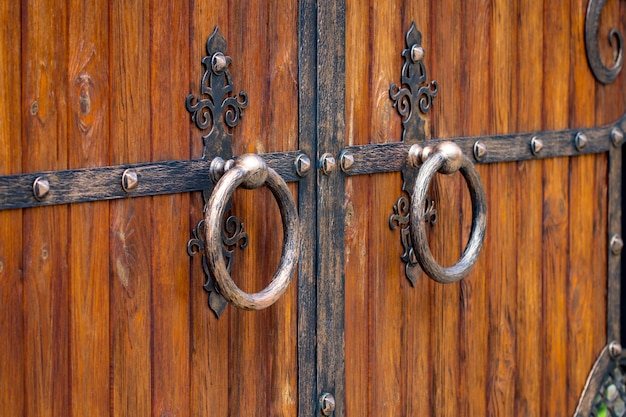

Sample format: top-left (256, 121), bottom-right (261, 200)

top-left (32, 176), bottom-right (50, 201)
top-left (294, 154), bottom-right (312, 177)
top-left (339, 151), bottom-right (355, 172)
top-left (121, 169), bottom-right (138, 192)
top-left (575, 132), bottom-right (588, 151)
top-left (411, 44), bottom-right (425, 62)
top-left (319, 393), bottom-right (336, 416)
top-left (610, 234), bottom-right (623, 255)
top-left (320, 153), bottom-right (336, 175)
top-left (530, 136), bottom-right (543, 156)
top-left (611, 127), bottom-right (624, 147)
top-left (473, 141), bottom-right (487, 161)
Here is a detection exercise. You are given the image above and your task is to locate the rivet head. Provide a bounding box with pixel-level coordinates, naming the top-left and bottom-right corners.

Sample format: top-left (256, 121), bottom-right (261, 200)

top-left (530, 136), bottom-right (543, 156)
top-left (33, 176), bottom-right (50, 201)
top-left (320, 153), bottom-right (336, 175)
top-left (294, 154), bottom-right (312, 177)
top-left (473, 141), bottom-right (487, 161)
top-left (121, 169), bottom-right (138, 192)
top-left (319, 393), bottom-right (336, 416)
top-left (609, 341), bottom-right (623, 359)
top-left (339, 151), bottom-right (355, 172)
top-left (410, 44), bottom-right (425, 63)
top-left (610, 234), bottom-right (623, 255)
top-left (611, 127), bottom-right (624, 147)
top-left (211, 52), bottom-right (229, 73)
top-left (575, 132), bottom-right (588, 151)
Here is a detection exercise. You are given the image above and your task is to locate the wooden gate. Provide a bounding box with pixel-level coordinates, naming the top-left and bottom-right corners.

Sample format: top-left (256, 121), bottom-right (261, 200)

top-left (0, 1), bottom-right (624, 416)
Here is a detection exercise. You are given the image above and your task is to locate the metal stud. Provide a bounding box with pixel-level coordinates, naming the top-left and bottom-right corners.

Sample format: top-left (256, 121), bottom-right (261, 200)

top-left (575, 132), bottom-right (588, 151)
top-left (339, 150), bottom-right (355, 172)
top-left (319, 393), bottom-right (336, 416)
top-left (294, 154), bottom-right (312, 177)
top-left (211, 52), bottom-right (228, 73)
top-left (32, 176), bottom-right (50, 201)
top-left (609, 341), bottom-right (623, 359)
top-left (320, 153), bottom-right (336, 175)
top-left (410, 44), bottom-right (425, 63)
top-left (610, 234), bottom-right (623, 255)
top-left (473, 141), bottom-right (487, 161)
top-left (121, 169), bottom-right (138, 192)
top-left (530, 136), bottom-right (543, 156)
top-left (611, 127), bottom-right (624, 147)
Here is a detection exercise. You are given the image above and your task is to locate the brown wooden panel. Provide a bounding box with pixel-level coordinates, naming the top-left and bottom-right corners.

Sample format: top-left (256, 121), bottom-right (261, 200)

top-left (514, 1), bottom-right (544, 416)
top-left (542, 2), bottom-right (571, 416)
top-left (68, 0), bottom-right (111, 414)
top-left (21, 1), bottom-right (71, 416)
top-left (150, 1), bottom-right (191, 415)
top-left (458, 0), bottom-right (490, 416)
top-left (110, 0), bottom-right (152, 414)
top-left (0, 1), bottom-right (22, 414)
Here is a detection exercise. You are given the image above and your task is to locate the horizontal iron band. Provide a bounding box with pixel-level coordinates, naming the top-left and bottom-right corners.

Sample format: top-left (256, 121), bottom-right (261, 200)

top-left (0, 113), bottom-right (624, 210)
top-left (342, 113), bottom-right (626, 176)
top-left (0, 151), bottom-right (300, 210)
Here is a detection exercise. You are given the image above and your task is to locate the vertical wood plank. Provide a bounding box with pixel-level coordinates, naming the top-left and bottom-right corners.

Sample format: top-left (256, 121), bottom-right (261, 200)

top-left (0, 1), bottom-right (22, 414)
top-left (515, 0), bottom-right (544, 415)
top-left (486, 1), bottom-right (518, 416)
top-left (21, 1), bottom-right (71, 416)
top-left (458, 1), bottom-right (490, 416)
top-left (399, 3), bottom-right (432, 415)
top-left (150, 1), bottom-right (191, 415)
top-left (430, 1), bottom-right (461, 415)
top-left (542, 2), bottom-right (571, 416)
top-left (189, 2), bottom-right (229, 416)
top-left (297, 0), bottom-right (318, 414)
top-left (566, 0), bottom-right (602, 413)
top-left (229, 2), bottom-right (270, 415)
top-left (267, 0), bottom-right (299, 415)
top-left (316, 0), bottom-right (346, 414)
top-left (368, 2), bottom-right (403, 416)
top-left (110, 0), bottom-right (152, 414)
top-left (344, 0), bottom-right (371, 415)
top-left (67, 0), bottom-right (111, 414)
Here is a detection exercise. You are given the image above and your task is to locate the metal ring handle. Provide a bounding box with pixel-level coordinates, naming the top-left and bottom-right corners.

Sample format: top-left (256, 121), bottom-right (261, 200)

top-left (410, 142), bottom-right (487, 283)
top-left (204, 154), bottom-right (301, 310)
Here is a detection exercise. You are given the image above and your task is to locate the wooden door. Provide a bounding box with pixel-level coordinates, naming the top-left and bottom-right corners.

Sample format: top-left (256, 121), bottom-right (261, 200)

top-left (0, 1), bottom-right (625, 416)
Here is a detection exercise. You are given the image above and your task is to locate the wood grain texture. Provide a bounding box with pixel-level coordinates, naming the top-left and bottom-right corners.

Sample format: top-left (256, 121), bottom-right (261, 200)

top-left (514, 1), bottom-right (544, 416)
top-left (566, 0), bottom-right (603, 413)
top-left (68, 1), bottom-right (111, 414)
top-left (150, 1), bottom-right (191, 415)
top-left (542, 2), bottom-right (571, 416)
top-left (458, 0), bottom-right (490, 416)
top-left (110, 0), bottom-right (151, 414)
top-left (344, 0), bottom-right (371, 414)
top-left (21, 1), bottom-right (71, 416)
top-left (0, 1), bottom-right (22, 414)
top-left (486, 1), bottom-right (519, 416)
top-left (368, 3), bottom-right (403, 417)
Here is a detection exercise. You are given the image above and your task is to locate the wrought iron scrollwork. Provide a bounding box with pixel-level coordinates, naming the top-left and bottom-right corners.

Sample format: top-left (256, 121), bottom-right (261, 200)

top-left (186, 27), bottom-right (249, 317)
top-left (388, 22), bottom-right (439, 284)
top-left (389, 195), bottom-right (437, 286)
top-left (186, 26), bottom-right (248, 158)
top-left (585, 0), bottom-right (624, 84)
top-left (187, 205), bottom-right (248, 318)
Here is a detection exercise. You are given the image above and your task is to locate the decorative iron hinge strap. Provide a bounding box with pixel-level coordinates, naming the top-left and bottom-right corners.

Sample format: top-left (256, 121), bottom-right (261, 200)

top-left (0, 151), bottom-right (301, 210)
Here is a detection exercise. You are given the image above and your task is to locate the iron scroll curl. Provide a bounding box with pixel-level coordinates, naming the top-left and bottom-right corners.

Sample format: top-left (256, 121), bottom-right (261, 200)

top-left (585, 0), bottom-right (624, 84)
